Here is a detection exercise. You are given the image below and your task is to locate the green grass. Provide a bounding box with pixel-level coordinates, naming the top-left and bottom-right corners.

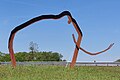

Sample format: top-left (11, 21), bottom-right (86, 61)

top-left (0, 65), bottom-right (120, 80)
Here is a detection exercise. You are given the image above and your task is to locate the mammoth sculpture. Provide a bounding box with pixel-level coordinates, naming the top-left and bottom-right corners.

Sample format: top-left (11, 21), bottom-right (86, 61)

top-left (8, 11), bottom-right (114, 68)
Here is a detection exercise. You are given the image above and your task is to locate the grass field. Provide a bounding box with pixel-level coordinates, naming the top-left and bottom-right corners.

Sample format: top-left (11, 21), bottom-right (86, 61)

top-left (0, 65), bottom-right (120, 80)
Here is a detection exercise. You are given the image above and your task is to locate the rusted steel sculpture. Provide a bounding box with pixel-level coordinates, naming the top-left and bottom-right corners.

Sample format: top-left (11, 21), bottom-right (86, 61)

top-left (8, 11), bottom-right (114, 68)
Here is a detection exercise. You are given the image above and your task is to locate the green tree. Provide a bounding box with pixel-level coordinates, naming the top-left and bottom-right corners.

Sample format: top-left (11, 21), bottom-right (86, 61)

top-left (15, 52), bottom-right (28, 62)
top-left (0, 51), bottom-right (3, 62)
top-left (115, 59), bottom-right (120, 62)
top-left (0, 51), bottom-right (63, 62)
top-left (29, 41), bottom-right (39, 53)
top-left (51, 52), bottom-right (63, 61)
top-left (3, 54), bottom-right (11, 62)
top-left (0, 52), bottom-right (8, 62)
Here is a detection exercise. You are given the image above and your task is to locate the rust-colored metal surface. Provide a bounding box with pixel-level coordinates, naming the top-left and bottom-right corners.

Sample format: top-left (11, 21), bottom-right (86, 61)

top-left (8, 11), bottom-right (114, 68)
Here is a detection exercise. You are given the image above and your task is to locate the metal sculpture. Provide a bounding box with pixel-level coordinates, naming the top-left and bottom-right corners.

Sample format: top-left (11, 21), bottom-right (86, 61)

top-left (8, 11), bottom-right (114, 68)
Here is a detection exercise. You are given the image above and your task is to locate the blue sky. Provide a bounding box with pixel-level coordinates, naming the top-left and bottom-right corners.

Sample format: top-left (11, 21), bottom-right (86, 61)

top-left (0, 0), bottom-right (120, 62)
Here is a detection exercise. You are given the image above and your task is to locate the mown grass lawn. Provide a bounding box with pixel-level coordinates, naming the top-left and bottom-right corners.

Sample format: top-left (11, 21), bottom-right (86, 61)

top-left (0, 65), bottom-right (120, 80)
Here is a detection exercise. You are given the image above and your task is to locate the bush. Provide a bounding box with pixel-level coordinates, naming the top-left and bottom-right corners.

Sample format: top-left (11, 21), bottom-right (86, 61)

top-left (0, 51), bottom-right (63, 62)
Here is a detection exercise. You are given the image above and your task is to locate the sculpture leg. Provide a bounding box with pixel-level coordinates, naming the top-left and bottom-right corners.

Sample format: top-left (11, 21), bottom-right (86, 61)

top-left (9, 33), bottom-right (16, 68)
top-left (70, 36), bottom-right (82, 68)
top-left (9, 49), bottom-right (16, 68)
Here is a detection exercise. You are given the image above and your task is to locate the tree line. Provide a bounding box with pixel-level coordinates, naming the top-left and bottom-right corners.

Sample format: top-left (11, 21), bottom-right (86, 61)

top-left (0, 51), bottom-right (63, 62)
top-left (0, 41), bottom-right (65, 62)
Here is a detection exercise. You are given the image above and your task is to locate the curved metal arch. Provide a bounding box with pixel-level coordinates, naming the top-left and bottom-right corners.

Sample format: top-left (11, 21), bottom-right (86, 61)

top-left (8, 11), bottom-right (82, 68)
top-left (8, 11), bottom-right (113, 68)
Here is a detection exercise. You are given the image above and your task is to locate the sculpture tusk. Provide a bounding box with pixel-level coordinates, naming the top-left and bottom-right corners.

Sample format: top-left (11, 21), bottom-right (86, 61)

top-left (72, 34), bottom-right (114, 55)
